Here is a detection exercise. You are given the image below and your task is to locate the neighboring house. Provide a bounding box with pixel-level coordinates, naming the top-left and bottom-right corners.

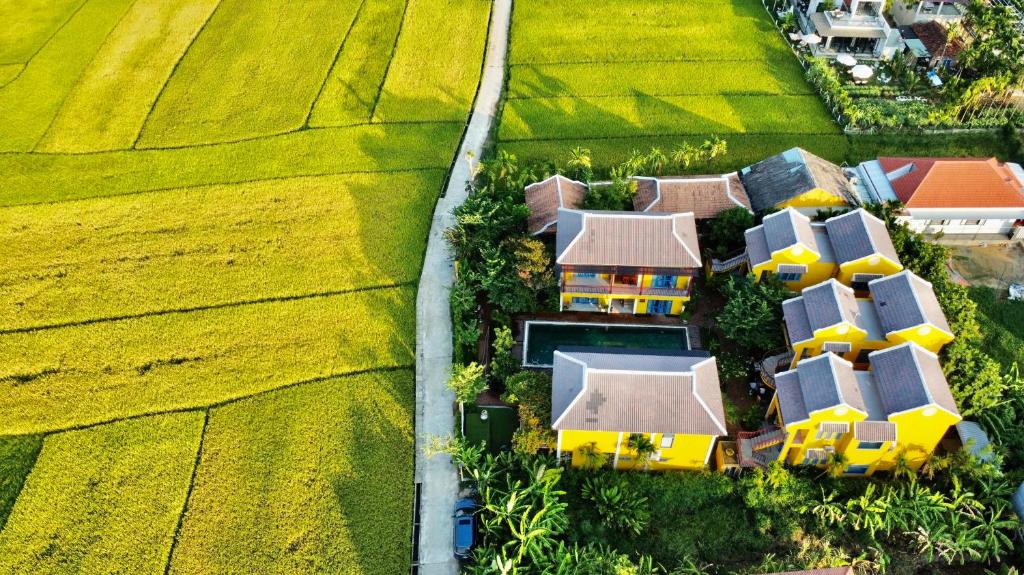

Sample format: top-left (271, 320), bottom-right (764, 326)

top-left (907, 21), bottom-right (965, 68)
top-left (782, 271), bottom-right (954, 368)
top-left (551, 348), bottom-right (727, 471)
top-left (631, 173), bottom-right (752, 218)
top-left (739, 147), bottom-right (857, 214)
top-left (525, 174), bottom-right (588, 236)
top-left (854, 156), bottom-right (1024, 238)
top-left (745, 207), bottom-right (902, 291)
top-left (892, 0), bottom-right (965, 27)
top-left (555, 209), bottom-right (701, 315)
top-left (803, 0), bottom-right (903, 58)
top-left (738, 343), bottom-right (961, 476)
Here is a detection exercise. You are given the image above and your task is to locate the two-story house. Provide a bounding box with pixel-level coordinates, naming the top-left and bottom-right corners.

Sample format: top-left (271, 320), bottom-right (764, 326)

top-left (737, 343), bottom-right (961, 476)
top-left (745, 207), bottom-right (903, 291)
top-left (551, 348), bottom-right (727, 471)
top-left (803, 0), bottom-right (903, 58)
top-left (555, 209), bottom-right (701, 315)
top-left (782, 271), bottom-right (954, 369)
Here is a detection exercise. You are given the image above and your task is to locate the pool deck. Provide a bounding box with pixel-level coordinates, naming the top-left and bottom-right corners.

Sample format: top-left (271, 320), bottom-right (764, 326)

top-left (511, 312), bottom-right (702, 366)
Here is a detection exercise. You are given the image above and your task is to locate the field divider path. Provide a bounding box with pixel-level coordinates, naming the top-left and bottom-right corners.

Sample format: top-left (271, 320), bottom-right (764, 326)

top-left (162, 409), bottom-right (209, 575)
top-left (414, 0), bottom-right (510, 573)
top-left (0, 280), bottom-right (415, 335)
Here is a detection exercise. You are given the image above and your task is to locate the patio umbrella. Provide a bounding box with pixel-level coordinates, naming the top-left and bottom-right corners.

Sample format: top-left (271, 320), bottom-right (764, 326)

top-left (801, 33), bottom-right (822, 45)
top-left (851, 64), bottom-right (873, 80)
top-left (836, 54), bottom-right (857, 67)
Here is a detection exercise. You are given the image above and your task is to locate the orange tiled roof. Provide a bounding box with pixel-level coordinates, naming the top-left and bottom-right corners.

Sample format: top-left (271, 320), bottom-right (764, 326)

top-left (878, 157), bottom-right (1024, 209)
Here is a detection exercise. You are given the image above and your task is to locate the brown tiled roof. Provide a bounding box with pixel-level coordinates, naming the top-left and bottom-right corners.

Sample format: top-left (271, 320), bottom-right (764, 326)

top-left (758, 567), bottom-right (854, 575)
top-left (911, 21), bottom-right (965, 60)
top-left (525, 175), bottom-right (587, 235)
top-left (631, 173), bottom-right (752, 218)
top-left (551, 350), bottom-right (726, 436)
top-left (555, 209), bottom-right (701, 269)
top-left (877, 157), bottom-right (1024, 209)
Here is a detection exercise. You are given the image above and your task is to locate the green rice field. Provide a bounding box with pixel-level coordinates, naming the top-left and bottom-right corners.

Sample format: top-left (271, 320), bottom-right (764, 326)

top-left (0, 0), bottom-right (491, 572)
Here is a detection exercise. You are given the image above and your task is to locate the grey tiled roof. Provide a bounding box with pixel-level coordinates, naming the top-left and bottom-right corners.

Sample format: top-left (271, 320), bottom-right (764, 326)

top-left (745, 226), bottom-right (772, 267)
top-left (762, 208), bottom-right (818, 254)
top-left (739, 147), bottom-right (854, 212)
top-left (775, 370), bottom-right (810, 423)
top-left (869, 271), bottom-right (952, 335)
top-left (801, 280), bottom-right (859, 332)
top-left (956, 421), bottom-right (994, 462)
top-left (783, 298), bottom-right (814, 344)
top-left (550, 349), bottom-right (726, 435)
top-left (824, 209), bottom-right (902, 266)
top-left (869, 343), bottom-right (960, 416)
top-left (795, 353), bottom-right (866, 415)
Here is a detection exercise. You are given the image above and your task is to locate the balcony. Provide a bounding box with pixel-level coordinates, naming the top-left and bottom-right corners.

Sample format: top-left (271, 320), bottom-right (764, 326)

top-left (561, 278), bottom-right (692, 298)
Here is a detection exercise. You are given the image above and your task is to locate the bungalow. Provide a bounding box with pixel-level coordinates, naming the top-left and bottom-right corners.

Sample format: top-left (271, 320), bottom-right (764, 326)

top-left (551, 348), bottom-right (727, 471)
top-left (555, 209), bottom-right (701, 315)
top-left (525, 174), bottom-right (588, 236)
top-left (782, 270), bottom-right (954, 368)
top-left (631, 173), bottom-right (753, 219)
top-left (737, 343), bottom-right (961, 476)
top-left (853, 156), bottom-right (1024, 239)
top-left (891, 0), bottom-right (965, 27)
top-left (739, 147), bottom-right (857, 215)
top-left (745, 207), bottom-right (902, 291)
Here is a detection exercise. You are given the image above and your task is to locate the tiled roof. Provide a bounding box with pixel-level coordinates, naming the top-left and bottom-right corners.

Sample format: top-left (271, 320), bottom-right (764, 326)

top-left (801, 279), bottom-right (860, 333)
top-left (740, 147), bottom-right (854, 212)
top-left (631, 173), bottom-right (752, 218)
top-left (869, 343), bottom-right (960, 416)
top-left (877, 157), bottom-right (1024, 209)
top-left (774, 370), bottom-right (810, 423)
top-left (796, 352), bottom-right (867, 415)
top-left (911, 21), bottom-right (965, 61)
top-left (744, 226), bottom-right (772, 267)
top-left (854, 421), bottom-right (897, 442)
top-left (762, 208), bottom-right (819, 255)
top-left (525, 175), bottom-right (587, 235)
top-left (550, 349), bottom-right (726, 435)
top-left (869, 271), bottom-right (952, 336)
top-left (758, 566), bottom-right (854, 575)
top-left (824, 209), bottom-right (901, 267)
top-left (783, 297), bottom-right (814, 344)
top-left (555, 209), bottom-right (701, 268)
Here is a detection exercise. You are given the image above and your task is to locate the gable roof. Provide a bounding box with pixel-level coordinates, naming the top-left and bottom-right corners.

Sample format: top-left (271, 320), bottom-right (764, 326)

top-left (877, 157), bottom-right (1024, 209)
top-left (911, 21), bottom-right (965, 61)
top-left (525, 175), bottom-right (588, 235)
top-left (824, 209), bottom-right (902, 267)
top-left (775, 353), bottom-right (867, 423)
top-left (631, 173), bottom-right (752, 218)
top-left (555, 209), bottom-right (701, 269)
top-left (868, 271), bottom-right (952, 337)
top-left (551, 349), bottom-right (726, 436)
top-left (740, 147), bottom-right (854, 212)
top-left (869, 343), bottom-right (960, 417)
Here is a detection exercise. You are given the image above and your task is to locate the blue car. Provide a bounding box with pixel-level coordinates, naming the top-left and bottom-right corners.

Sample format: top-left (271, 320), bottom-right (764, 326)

top-left (453, 497), bottom-right (477, 559)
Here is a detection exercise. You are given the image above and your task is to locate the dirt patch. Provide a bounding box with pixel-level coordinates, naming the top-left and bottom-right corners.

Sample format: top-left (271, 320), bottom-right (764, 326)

top-left (948, 244), bottom-right (1024, 289)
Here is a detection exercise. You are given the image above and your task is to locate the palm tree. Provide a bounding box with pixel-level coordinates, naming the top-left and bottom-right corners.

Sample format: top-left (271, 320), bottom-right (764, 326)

top-left (671, 142), bottom-right (698, 171)
top-left (819, 450), bottom-right (849, 478)
top-left (627, 433), bottom-right (657, 471)
top-left (575, 442), bottom-right (607, 470)
top-left (566, 146), bottom-right (592, 182)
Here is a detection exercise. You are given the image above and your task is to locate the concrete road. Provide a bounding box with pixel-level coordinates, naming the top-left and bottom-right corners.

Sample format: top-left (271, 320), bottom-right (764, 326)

top-left (413, 1), bottom-right (511, 573)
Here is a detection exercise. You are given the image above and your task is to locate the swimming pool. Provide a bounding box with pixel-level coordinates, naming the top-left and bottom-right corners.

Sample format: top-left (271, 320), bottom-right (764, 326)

top-left (522, 320), bottom-right (691, 367)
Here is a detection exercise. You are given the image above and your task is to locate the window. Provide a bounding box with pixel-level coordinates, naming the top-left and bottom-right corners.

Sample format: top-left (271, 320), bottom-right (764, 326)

top-left (652, 275), bottom-right (677, 288)
top-left (571, 297), bottom-right (598, 305)
top-left (855, 348), bottom-right (873, 365)
top-left (575, 272), bottom-right (596, 279)
top-left (851, 273), bottom-right (883, 291)
top-left (802, 450), bottom-right (826, 465)
top-left (775, 264), bottom-right (807, 282)
top-left (822, 342), bottom-right (853, 354)
top-left (964, 219), bottom-right (982, 226)
top-left (660, 434), bottom-right (674, 448)
top-left (845, 464), bottom-right (871, 475)
top-left (857, 441), bottom-right (884, 450)
top-left (927, 219), bottom-right (948, 226)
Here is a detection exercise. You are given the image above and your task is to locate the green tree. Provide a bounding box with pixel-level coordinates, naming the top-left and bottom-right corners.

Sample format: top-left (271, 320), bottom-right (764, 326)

top-left (581, 474), bottom-right (651, 535)
top-left (502, 371), bottom-right (556, 455)
top-left (575, 442), bottom-right (608, 470)
top-left (626, 434), bottom-right (657, 471)
top-left (566, 147), bottom-right (593, 182)
top-left (715, 274), bottom-right (788, 352)
top-left (490, 325), bottom-right (517, 385)
top-left (705, 206), bottom-right (754, 256)
top-left (448, 362), bottom-right (488, 405)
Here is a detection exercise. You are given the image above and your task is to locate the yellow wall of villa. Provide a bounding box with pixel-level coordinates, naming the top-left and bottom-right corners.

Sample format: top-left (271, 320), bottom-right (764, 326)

top-left (835, 256), bottom-right (903, 286)
top-left (560, 271), bottom-right (691, 315)
top-left (886, 324), bottom-right (955, 354)
top-left (750, 246), bottom-right (835, 292)
top-left (776, 188), bottom-right (852, 210)
top-left (559, 429), bottom-right (715, 471)
top-left (787, 315), bottom-right (888, 369)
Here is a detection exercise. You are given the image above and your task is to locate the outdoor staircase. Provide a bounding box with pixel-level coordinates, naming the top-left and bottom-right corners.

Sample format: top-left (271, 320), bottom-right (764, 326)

top-left (709, 250), bottom-right (749, 274)
top-left (755, 350), bottom-right (795, 389)
top-left (737, 426), bottom-right (787, 469)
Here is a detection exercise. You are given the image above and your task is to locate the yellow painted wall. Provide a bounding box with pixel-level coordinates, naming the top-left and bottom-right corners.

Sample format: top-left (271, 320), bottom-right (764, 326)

top-left (777, 188), bottom-right (852, 210)
top-left (560, 429), bottom-right (714, 471)
top-left (787, 318), bottom-right (889, 369)
top-left (835, 256), bottom-right (904, 286)
top-left (774, 403), bottom-right (867, 466)
top-left (886, 324), bottom-right (955, 354)
top-left (560, 271), bottom-right (690, 315)
top-left (885, 408), bottom-right (960, 470)
top-left (752, 257), bottom-right (836, 292)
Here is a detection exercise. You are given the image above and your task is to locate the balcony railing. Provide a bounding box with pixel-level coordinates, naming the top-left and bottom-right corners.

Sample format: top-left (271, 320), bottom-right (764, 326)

top-left (824, 9), bottom-right (885, 29)
top-left (561, 282), bottom-right (691, 298)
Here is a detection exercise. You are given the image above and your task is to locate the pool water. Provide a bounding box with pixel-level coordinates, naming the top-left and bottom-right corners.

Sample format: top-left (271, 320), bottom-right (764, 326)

top-left (523, 321), bottom-right (690, 366)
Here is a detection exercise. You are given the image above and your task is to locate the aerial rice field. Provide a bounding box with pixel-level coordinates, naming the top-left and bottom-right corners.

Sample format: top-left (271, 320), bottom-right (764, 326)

top-left (0, 0), bottom-right (491, 572)
top-left (498, 0), bottom-right (842, 169)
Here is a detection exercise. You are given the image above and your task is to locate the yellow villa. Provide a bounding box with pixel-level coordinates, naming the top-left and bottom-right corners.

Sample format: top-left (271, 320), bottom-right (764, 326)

top-left (555, 209), bottom-right (701, 315)
top-left (738, 147), bottom-right (857, 214)
top-left (745, 207), bottom-right (903, 291)
top-left (551, 348), bottom-right (727, 471)
top-left (736, 344), bottom-right (961, 476)
top-left (782, 271), bottom-right (954, 369)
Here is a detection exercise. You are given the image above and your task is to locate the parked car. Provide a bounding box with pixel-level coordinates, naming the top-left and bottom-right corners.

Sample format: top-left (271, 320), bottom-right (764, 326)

top-left (453, 497), bottom-right (477, 560)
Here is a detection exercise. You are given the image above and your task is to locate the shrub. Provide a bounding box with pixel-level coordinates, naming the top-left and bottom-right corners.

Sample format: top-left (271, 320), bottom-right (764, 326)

top-left (706, 206), bottom-right (754, 256)
top-left (717, 351), bottom-right (750, 382)
top-left (581, 474), bottom-right (651, 535)
top-left (502, 371), bottom-right (556, 454)
top-left (716, 274), bottom-right (788, 353)
top-left (490, 325), bottom-right (517, 384)
top-left (447, 362), bottom-right (487, 405)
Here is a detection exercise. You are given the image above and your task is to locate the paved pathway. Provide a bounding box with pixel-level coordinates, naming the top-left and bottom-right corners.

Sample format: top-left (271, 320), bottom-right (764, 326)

top-left (413, 1), bottom-right (511, 573)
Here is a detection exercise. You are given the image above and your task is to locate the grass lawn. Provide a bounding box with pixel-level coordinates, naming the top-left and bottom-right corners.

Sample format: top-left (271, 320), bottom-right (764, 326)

top-left (0, 0), bottom-right (491, 571)
top-left (970, 287), bottom-right (1024, 371)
